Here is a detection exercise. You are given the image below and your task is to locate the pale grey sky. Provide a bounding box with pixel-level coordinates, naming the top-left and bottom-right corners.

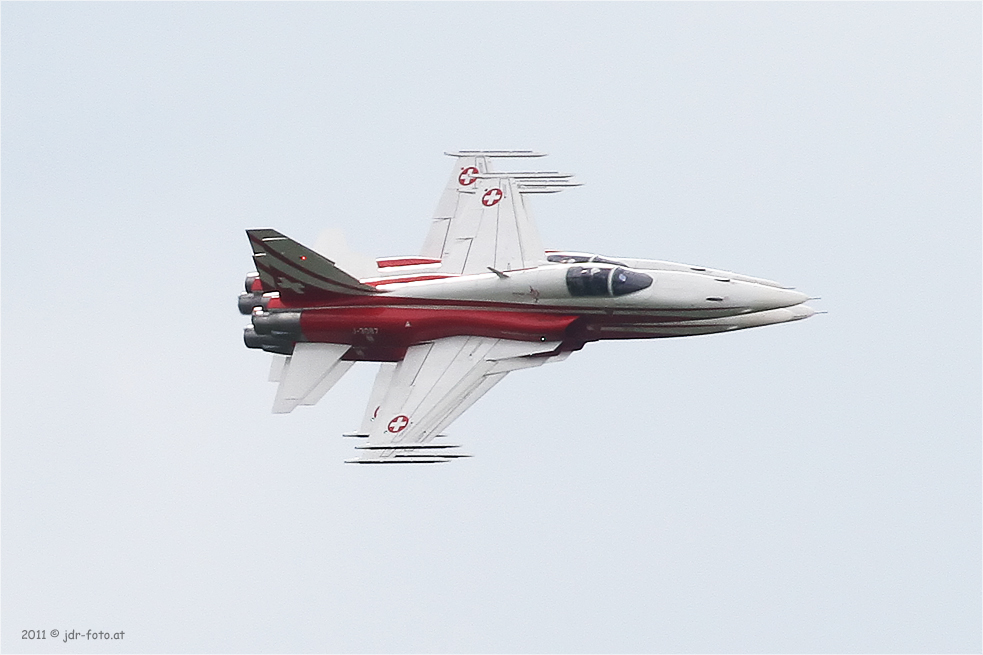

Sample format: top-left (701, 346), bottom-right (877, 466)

top-left (2, 3), bottom-right (980, 653)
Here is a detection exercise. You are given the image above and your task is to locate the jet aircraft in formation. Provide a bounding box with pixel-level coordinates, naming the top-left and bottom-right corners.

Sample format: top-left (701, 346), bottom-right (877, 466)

top-left (239, 151), bottom-right (814, 463)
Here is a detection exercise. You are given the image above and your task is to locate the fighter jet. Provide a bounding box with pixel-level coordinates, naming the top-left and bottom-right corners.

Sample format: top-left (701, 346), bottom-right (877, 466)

top-left (239, 151), bottom-right (815, 463)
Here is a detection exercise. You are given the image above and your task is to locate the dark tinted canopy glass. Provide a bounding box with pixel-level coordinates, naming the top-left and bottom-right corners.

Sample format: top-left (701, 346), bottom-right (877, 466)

top-left (566, 266), bottom-right (610, 296)
top-left (549, 253), bottom-right (592, 264)
top-left (565, 266), bottom-right (652, 297)
top-left (548, 253), bottom-right (626, 266)
top-left (611, 267), bottom-right (653, 296)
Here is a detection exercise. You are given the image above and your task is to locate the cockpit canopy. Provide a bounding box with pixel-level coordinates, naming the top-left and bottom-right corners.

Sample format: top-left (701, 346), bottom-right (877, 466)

top-left (548, 252), bottom-right (626, 266)
top-left (565, 265), bottom-right (653, 297)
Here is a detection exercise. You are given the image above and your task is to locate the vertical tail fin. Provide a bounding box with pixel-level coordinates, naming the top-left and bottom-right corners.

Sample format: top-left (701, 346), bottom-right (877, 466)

top-left (247, 229), bottom-right (379, 302)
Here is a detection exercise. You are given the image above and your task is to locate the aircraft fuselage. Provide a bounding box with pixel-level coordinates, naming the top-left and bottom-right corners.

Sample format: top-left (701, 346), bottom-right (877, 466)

top-left (243, 256), bottom-right (813, 360)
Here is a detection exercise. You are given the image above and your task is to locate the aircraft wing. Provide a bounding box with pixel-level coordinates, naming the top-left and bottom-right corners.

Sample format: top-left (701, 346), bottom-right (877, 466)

top-left (423, 151), bottom-right (580, 275)
top-left (420, 150), bottom-right (546, 260)
top-left (436, 177), bottom-right (543, 275)
top-left (347, 336), bottom-right (567, 463)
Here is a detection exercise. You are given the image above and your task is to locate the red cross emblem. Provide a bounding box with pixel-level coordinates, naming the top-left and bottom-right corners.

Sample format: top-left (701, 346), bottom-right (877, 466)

top-left (482, 188), bottom-right (503, 207)
top-left (387, 415), bottom-right (409, 433)
top-left (458, 166), bottom-right (479, 186)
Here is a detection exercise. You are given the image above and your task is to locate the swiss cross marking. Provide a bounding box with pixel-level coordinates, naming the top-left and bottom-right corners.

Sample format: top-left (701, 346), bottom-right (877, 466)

top-left (482, 188), bottom-right (503, 207)
top-left (458, 166), bottom-right (479, 186)
top-left (387, 415), bottom-right (409, 433)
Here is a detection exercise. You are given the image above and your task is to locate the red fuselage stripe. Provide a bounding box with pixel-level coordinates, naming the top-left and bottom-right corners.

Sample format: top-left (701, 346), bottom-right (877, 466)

top-left (274, 292), bottom-right (735, 320)
top-left (376, 257), bottom-right (442, 268)
top-left (300, 307), bottom-right (578, 347)
top-left (364, 274), bottom-right (458, 286)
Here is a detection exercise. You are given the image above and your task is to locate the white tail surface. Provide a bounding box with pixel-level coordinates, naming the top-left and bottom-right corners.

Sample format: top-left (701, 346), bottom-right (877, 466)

top-left (272, 343), bottom-right (352, 414)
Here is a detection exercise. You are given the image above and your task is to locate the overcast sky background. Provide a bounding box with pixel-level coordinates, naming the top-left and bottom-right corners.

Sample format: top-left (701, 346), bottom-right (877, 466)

top-left (2, 3), bottom-right (980, 653)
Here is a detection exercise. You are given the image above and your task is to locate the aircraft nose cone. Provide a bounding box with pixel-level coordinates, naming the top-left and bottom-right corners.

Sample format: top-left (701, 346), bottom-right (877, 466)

top-left (748, 285), bottom-right (810, 311)
top-left (787, 304), bottom-right (816, 320)
top-left (784, 289), bottom-right (810, 306)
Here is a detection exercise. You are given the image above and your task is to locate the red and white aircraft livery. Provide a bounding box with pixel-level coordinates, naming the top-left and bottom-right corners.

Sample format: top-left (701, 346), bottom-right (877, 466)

top-left (239, 151), bottom-right (815, 464)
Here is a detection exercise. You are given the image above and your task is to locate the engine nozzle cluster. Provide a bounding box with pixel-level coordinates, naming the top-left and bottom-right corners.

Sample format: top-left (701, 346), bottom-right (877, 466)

top-left (243, 309), bottom-right (301, 355)
top-left (239, 272), bottom-right (299, 354)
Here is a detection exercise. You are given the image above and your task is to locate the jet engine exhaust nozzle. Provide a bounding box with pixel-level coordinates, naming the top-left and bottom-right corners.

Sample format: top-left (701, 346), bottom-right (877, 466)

top-left (238, 292), bottom-right (270, 315)
top-left (243, 326), bottom-right (295, 355)
top-left (252, 311), bottom-right (302, 336)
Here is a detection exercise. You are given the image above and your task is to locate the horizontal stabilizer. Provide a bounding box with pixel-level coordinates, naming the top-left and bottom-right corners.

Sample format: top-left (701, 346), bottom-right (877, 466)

top-left (272, 343), bottom-right (352, 413)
